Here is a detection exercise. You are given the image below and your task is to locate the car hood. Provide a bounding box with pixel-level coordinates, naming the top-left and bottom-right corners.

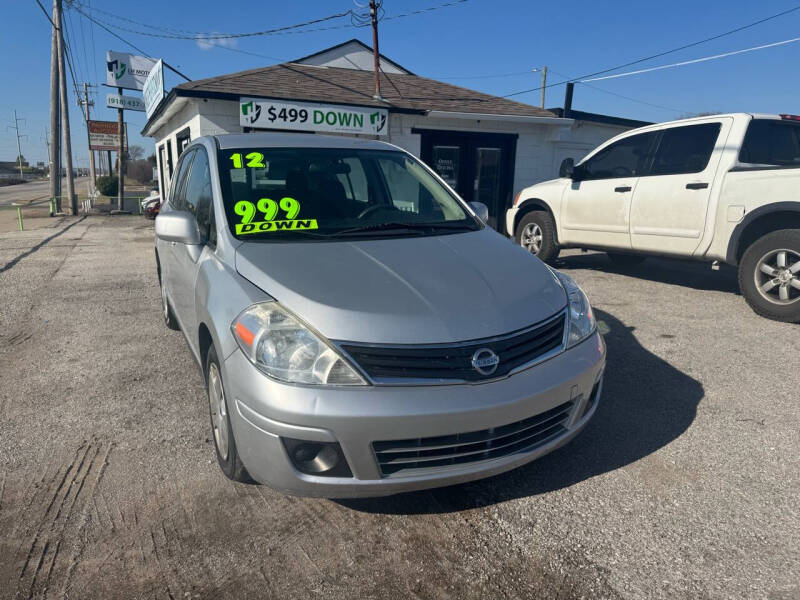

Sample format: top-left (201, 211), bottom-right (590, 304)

top-left (235, 229), bottom-right (567, 344)
top-left (522, 177), bottom-right (567, 197)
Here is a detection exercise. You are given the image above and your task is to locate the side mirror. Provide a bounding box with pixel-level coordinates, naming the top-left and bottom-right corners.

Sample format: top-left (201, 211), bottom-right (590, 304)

top-left (559, 157), bottom-right (575, 179)
top-left (155, 211), bottom-right (201, 245)
top-left (468, 201), bottom-right (489, 223)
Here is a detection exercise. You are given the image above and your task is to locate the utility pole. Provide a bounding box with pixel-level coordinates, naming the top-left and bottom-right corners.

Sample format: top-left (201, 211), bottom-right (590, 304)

top-left (54, 0), bottom-right (76, 215)
top-left (7, 111), bottom-right (28, 179)
top-left (42, 127), bottom-right (51, 167)
top-left (117, 87), bottom-right (125, 212)
top-left (540, 66), bottom-right (547, 109)
top-left (80, 82), bottom-right (97, 187)
top-left (49, 0), bottom-right (61, 215)
top-left (532, 67), bottom-right (547, 109)
top-left (369, 0), bottom-right (382, 101)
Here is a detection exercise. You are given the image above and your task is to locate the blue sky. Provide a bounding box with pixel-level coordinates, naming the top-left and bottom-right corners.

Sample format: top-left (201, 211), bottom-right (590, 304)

top-left (2, 0), bottom-right (800, 165)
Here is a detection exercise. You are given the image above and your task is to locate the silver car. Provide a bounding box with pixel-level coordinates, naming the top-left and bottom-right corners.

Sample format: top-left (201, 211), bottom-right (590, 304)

top-left (154, 133), bottom-right (605, 498)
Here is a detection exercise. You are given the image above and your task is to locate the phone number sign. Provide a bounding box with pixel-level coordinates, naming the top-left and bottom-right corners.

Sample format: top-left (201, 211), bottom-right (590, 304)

top-left (239, 98), bottom-right (388, 136)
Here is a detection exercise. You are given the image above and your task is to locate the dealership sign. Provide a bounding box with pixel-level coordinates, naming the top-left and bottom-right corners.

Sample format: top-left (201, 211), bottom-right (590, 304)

top-left (239, 98), bottom-right (388, 136)
top-left (106, 51), bottom-right (157, 91)
top-left (106, 94), bottom-right (146, 112)
top-left (88, 120), bottom-right (128, 151)
top-left (143, 59), bottom-right (164, 118)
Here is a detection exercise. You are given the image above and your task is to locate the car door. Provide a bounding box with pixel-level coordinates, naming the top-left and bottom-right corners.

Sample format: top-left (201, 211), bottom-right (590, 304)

top-left (560, 131), bottom-right (657, 249)
top-left (170, 146), bottom-right (213, 340)
top-left (160, 149), bottom-right (195, 314)
top-left (630, 119), bottom-right (731, 255)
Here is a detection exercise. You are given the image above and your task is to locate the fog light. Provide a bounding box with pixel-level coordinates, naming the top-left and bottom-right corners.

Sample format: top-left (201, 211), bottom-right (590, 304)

top-left (282, 438), bottom-right (352, 478)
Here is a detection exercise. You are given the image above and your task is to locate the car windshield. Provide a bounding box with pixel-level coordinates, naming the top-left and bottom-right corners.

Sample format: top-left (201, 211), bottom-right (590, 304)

top-left (217, 147), bottom-right (480, 241)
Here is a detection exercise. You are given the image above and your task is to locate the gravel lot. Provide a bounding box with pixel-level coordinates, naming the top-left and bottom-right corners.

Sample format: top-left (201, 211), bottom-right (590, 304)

top-left (1, 216), bottom-right (797, 599)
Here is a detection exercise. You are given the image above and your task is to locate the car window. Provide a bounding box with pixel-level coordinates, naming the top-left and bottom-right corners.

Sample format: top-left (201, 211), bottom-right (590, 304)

top-left (184, 148), bottom-right (214, 243)
top-left (336, 158), bottom-right (369, 203)
top-left (170, 150), bottom-right (195, 210)
top-left (581, 132), bottom-right (656, 180)
top-left (739, 119), bottom-right (800, 166)
top-left (650, 123), bottom-right (721, 176)
top-left (217, 147), bottom-right (478, 241)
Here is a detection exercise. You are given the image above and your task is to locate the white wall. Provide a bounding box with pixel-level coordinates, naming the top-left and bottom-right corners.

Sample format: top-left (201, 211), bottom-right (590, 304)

top-left (150, 98), bottom-right (243, 198)
top-left (148, 97), bottom-right (633, 200)
top-left (295, 41), bottom-right (408, 74)
top-left (385, 113), bottom-right (631, 192)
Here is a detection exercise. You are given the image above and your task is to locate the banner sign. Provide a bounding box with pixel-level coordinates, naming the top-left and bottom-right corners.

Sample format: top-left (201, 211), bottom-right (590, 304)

top-left (88, 120), bottom-right (128, 151)
top-left (143, 59), bottom-right (164, 118)
top-left (239, 98), bottom-right (388, 136)
top-left (106, 51), bottom-right (157, 91)
top-left (106, 94), bottom-right (146, 112)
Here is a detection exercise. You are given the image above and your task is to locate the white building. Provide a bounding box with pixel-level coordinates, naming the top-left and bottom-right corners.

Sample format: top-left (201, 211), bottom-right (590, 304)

top-left (142, 40), bottom-right (649, 230)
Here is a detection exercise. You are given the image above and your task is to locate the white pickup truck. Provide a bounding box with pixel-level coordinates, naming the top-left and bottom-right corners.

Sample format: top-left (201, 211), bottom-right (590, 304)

top-left (507, 113), bottom-right (800, 323)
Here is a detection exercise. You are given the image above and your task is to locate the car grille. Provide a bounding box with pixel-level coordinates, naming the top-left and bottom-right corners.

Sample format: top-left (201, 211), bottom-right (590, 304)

top-left (372, 400), bottom-right (574, 476)
top-left (340, 311), bottom-right (566, 383)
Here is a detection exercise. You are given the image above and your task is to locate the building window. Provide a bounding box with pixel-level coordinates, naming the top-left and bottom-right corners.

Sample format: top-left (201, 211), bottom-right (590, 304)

top-left (176, 128), bottom-right (191, 155)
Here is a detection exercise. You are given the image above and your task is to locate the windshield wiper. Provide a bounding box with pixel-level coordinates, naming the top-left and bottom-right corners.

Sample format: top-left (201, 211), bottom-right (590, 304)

top-left (335, 221), bottom-right (478, 236)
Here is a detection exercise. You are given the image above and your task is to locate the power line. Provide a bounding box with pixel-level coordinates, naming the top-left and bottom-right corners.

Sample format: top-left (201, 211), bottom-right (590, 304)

top-left (71, 6), bottom-right (353, 40)
top-left (502, 3), bottom-right (800, 98)
top-left (581, 35), bottom-right (800, 82)
top-left (70, 6), bottom-right (192, 82)
top-left (34, 0), bottom-right (56, 28)
top-left (546, 69), bottom-right (687, 114)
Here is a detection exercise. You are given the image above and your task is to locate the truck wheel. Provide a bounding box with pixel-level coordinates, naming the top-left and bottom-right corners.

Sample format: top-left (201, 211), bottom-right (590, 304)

top-left (516, 211), bottom-right (559, 263)
top-left (738, 229), bottom-right (800, 323)
top-left (607, 253), bottom-right (647, 267)
top-left (206, 344), bottom-right (252, 482)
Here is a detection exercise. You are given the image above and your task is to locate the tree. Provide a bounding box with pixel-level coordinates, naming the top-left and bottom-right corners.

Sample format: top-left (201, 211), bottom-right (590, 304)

top-left (127, 145), bottom-right (145, 161)
top-left (16, 155), bottom-right (28, 167)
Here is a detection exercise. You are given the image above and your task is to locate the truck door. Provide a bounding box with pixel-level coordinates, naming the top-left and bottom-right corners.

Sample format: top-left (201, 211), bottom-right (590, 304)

top-left (560, 131), bottom-right (657, 249)
top-left (630, 119), bottom-right (731, 255)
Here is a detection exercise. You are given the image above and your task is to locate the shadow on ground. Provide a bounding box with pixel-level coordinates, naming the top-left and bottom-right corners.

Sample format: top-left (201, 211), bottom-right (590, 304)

top-left (553, 252), bottom-right (740, 295)
top-left (340, 308), bottom-right (704, 515)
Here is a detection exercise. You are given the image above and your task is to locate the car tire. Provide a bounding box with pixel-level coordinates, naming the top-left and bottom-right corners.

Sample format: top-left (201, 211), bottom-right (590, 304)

top-left (159, 275), bottom-right (180, 331)
top-left (515, 211), bottom-right (559, 263)
top-left (607, 253), bottom-right (647, 267)
top-left (205, 344), bottom-right (252, 483)
top-left (738, 229), bottom-right (800, 323)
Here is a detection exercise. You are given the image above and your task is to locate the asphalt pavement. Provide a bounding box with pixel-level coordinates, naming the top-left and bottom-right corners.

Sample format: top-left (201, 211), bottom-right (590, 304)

top-left (0, 177), bottom-right (89, 207)
top-left (0, 216), bottom-right (797, 599)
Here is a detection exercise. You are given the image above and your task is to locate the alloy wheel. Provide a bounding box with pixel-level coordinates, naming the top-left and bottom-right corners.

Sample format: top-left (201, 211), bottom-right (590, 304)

top-left (521, 223), bottom-right (543, 255)
top-left (755, 249), bottom-right (800, 305)
top-left (208, 363), bottom-right (230, 461)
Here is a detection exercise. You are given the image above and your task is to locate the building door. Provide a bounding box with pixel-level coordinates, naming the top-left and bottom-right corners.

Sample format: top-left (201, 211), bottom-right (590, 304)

top-left (419, 130), bottom-right (517, 231)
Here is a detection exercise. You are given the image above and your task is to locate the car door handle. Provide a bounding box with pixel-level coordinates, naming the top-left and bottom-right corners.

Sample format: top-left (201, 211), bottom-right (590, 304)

top-left (686, 182), bottom-right (709, 190)
top-left (614, 186), bottom-right (632, 193)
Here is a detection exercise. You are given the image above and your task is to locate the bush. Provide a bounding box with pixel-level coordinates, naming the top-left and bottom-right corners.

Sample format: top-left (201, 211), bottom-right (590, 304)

top-left (127, 159), bottom-right (155, 185)
top-left (96, 175), bottom-right (118, 197)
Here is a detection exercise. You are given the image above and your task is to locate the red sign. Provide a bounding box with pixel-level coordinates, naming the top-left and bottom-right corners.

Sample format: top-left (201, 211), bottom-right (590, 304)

top-left (88, 120), bottom-right (128, 151)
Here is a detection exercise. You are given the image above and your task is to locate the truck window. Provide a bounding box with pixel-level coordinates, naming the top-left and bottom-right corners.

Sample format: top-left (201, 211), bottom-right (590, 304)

top-left (580, 132), bottom-right (656, 180)
top-left (650, 123), bottom-right (721, 176)
top-left (739, 120), bottom-right (800, 166)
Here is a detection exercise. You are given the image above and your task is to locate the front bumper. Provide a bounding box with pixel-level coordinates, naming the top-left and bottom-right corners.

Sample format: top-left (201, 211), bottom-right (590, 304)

top-left (223, 331), bottom-right (606, 498)
top-left (505, 206), bottom-right (519, 237)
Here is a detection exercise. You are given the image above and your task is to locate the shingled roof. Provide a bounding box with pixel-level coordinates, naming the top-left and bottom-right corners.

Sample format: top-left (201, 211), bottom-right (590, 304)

top-left (171, 62), bottom-right (555, 118)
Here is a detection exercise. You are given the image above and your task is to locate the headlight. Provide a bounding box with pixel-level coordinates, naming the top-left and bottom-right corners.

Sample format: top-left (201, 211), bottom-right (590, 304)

top-left (232, 303), bottom-right (366, 385)
top-left (555, 271), bottom-right (596, 348)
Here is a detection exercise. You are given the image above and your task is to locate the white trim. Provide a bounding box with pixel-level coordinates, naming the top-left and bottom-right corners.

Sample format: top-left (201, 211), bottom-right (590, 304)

top-left (426, 110), bottom-right (573, 126)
